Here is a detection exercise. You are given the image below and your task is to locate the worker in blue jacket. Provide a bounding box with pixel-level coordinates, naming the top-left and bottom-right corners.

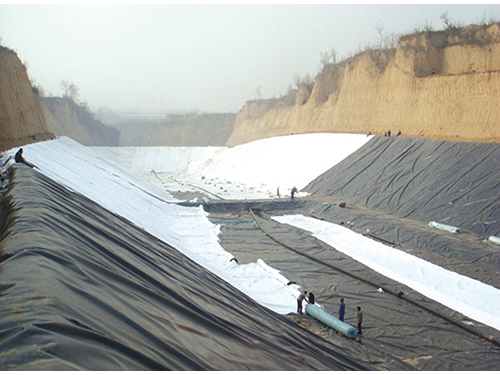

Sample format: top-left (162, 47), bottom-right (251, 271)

top-left (338, 298), bottom-right (346, 321)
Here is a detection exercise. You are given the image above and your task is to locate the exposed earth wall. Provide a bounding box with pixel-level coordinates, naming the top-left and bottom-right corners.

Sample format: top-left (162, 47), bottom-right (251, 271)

top-left (0, 46), bottom-right (53, 151)
top-left (227, 24), bottom-right (500, 146)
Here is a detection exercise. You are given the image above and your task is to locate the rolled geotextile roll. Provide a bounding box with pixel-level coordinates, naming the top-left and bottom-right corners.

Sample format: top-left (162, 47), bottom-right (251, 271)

top-left (250, 210), bottom-right (500, 348)
top-left (428, 221), bottom-right (461, 234)
top-left (488, 235), bottom-right (500, 245)
top-left (322, 203), bottom-right (333, 212)
top-left (305, 303), bottom-right (357, 338)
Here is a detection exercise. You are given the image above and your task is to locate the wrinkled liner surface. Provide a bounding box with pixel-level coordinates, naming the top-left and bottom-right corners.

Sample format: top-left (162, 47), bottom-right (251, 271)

top-left (0, 166), bottom-right (365, 371)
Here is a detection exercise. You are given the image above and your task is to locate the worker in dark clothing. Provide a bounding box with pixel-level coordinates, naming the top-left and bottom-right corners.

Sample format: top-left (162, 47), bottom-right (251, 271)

top-left (307, 292), bottom-right (315, 304)
top-left (297, 290), bottom-right (307, 314)
top-left (15, 148), bottom-right (25, 163)
top-left (357, 306), bottom-right (363, 335)
top-left (14, 148), bottom-right (34, 168)
top-left (338, 298), bottom-right (346, 321)
top-left (291, 186), bottom-right (298, 201)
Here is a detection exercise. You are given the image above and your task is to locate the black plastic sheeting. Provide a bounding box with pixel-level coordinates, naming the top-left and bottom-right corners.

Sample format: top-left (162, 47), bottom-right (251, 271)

top-left (206, 137), bottom-right (500, 370)
top-left (0, 166), bottom-right (367, 371)
top-left (305, 136), bottom-right (500, 238)
top-left (302, 136), bottom-right (500, 289)
top-left (1, 136), bottom-right (499, 371)
top-left (212, 207), bottom-right (500, 371)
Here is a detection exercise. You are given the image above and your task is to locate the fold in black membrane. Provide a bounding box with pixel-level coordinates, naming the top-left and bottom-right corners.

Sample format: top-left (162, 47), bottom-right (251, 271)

top-left (0, 166), bottom-right (367, 371)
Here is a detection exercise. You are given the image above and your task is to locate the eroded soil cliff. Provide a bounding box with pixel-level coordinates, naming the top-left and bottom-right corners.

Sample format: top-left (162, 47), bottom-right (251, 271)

top-left (0, 46), bottom-right (54, 151)
top-left (42, 97), bottom-right (120, 147)
top-left (0, 46), bottom-right (118, 151)
top-left (227, 23), bottom-right (500, 146)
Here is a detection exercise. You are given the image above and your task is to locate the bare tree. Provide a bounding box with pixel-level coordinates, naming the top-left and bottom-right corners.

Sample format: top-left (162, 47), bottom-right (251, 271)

top-left (255, 85), bottom-right (262, 100)
top-left (60, 79), bottom-right (80, 102)
top-left (330, 48), bottom-right (338, 64)
top-left (375, 23), bottom-right (387, 49)
top-left (319, 47), bottom-right (339, 74)
top-left (303, 73), bottom-right (314, 85)
top-left (320, 51), bottom-right (330, 73)
top-left (423, 19), bottom-right (434, 32)
top-left (440, 11), bottom-right (461, 29)
top-left (30, 79), bottom-right (46, 97)
top-left (440, 11), bottom-right (452, 28)
top-left (60, 79), bottom-right (70, 97)
top-left (374, 23), bottom-right (399, 50)
top-left (293, 73), bottom-right (303, 88)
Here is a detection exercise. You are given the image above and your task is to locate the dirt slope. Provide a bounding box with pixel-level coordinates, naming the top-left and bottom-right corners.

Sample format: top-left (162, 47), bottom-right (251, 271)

top-left (227, 23), bottom-right (500, 146)
top-left (42, 97), bottom-right (120, 147)
top-left (0, 46), bottom-right (54, 151)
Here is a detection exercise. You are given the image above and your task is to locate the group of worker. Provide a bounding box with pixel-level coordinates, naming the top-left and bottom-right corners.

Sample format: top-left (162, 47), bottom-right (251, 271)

top-left (297, 292), bottom-right (363, 335)
top-left (276, 186), bottom-right (299, 201)
top-left (338, 297), bottom-right (363, 335)
top-left (296, 290), bottom-right (315, 314)
top-left (16, 148), bottom-right (364, 336)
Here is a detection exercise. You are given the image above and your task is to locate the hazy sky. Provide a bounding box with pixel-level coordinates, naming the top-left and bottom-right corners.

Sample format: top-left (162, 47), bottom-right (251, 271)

top-left (1, 4), bottom-right (499, 114)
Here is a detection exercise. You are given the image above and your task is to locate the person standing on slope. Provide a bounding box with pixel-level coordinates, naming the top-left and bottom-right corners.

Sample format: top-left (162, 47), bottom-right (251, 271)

top-left (338, 298), bottom-right (346, 321)
top-left (356, 306), bottom-right (363, 335)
